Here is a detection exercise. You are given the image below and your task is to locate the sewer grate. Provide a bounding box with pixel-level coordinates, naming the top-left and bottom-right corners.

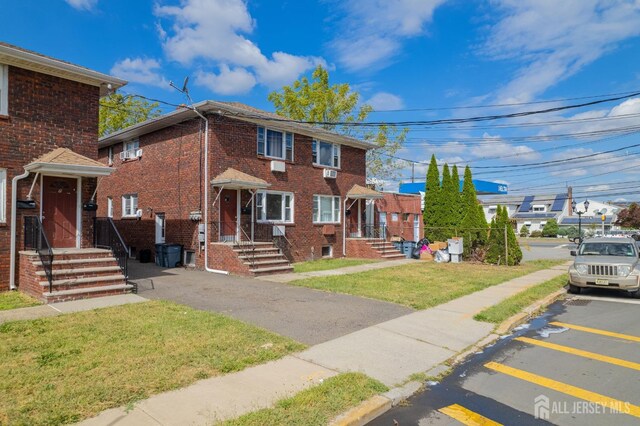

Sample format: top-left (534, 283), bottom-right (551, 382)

top-left (564, 298), bottom-right (591, 306)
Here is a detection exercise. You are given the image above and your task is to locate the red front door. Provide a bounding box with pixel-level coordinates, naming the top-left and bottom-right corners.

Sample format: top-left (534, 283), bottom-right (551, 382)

top-left (220, 189), bottom-right (238, 240)
top-left (42, 176), bottom-right (77, 248)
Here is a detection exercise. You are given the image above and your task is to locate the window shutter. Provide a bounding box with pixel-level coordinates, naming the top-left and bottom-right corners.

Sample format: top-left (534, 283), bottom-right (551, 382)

top-left (257, 127), bottom-right (265, 155)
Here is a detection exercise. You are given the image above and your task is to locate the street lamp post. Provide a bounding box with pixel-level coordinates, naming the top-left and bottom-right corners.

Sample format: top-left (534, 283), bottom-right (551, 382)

top-left (572, 199), bottom-right (590, 244)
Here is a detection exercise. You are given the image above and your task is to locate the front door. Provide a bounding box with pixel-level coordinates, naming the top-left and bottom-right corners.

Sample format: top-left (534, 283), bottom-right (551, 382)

top-left (349, 199), bottom-right (360, 237)
top-left (155, 213), bottom-right (166, 244)
top-left (220, 189), bottom-right (238, 241)
top-left (42, 176), bottom-right (77, 248)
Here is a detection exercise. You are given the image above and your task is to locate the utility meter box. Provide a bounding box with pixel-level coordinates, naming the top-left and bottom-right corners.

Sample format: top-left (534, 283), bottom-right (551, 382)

top-left (447, 238), bottom-right (463, 255)
top-left (198, 223), bottom-right (206, 242)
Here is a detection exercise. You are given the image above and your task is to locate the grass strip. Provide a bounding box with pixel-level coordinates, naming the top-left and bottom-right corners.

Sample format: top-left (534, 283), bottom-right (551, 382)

top-left (474, 274), bottom-right (568, 323)
top-left (0, 291), bottom-right (41, 311)
top-left (293, 258), bottom-right (377, 273)
top-left (291, 260), bottom-right (563, 310)
top-left (221, 373), bottom-right (387, 426)
top-left (0, 300), bottom-right (304, 425)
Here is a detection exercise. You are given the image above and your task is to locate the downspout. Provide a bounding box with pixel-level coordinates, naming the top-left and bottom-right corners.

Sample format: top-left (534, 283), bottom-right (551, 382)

top-left (9, 170), bottom-right (31, 290)
top-left (201, 114), bottom-right (228, 275)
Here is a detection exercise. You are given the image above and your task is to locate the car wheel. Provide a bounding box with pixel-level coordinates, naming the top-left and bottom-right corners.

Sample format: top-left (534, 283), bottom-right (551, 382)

top-left (568, 284), bottom-right (581, 294)
top-left (628, 289), bottom-right (640, 299)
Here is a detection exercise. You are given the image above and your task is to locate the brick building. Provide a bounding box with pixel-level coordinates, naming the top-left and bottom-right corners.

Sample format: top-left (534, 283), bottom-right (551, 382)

top-left (375, 192), bottom-right (423, 242)
top-left (0, 42), bottom-right (130, 301)
top-left (97, 101), bottom-right (405, 275)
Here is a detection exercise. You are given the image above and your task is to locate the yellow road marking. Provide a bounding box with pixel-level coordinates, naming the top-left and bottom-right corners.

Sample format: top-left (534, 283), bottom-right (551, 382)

top-left (549, 321), bottom-right (640, 343)
top-left (438, 403), bottom-right (502, 426)
top-left (485, 362), bottom-right (640, 418)
top-left (515, 337), bottom-right (640, 371)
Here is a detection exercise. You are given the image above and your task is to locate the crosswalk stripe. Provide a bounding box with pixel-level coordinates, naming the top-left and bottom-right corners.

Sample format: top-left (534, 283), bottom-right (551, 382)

top-left (485, 362), bottom-right (640, 418)
top-left (549, 321), bottom-right (640, 343)
top-left (438, 403), bottom-right (502, 426)
top-left (515, 336), bottom-right (640, 371)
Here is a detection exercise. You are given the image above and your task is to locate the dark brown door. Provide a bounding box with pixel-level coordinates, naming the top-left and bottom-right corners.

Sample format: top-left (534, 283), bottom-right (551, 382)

top-left (220, 189), bottom-right (238, 240)
top-left (349, 199), bottom-right (359, 236)
top-left (42, 176), bottom-right (77, 248)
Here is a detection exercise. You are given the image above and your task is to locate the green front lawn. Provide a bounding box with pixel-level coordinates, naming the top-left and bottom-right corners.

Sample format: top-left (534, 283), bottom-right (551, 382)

top-left (0, 291), bottom-right (41, 311)
top-left (221, 373), bottom-right (387, 426)
top-left (290, 260), bottom-right (563, 310)
top-left (293, 258), bottom-right (378, 273)
top-left (474, 274), bottom-right (568, 324)
top-left (0, 301), bottom-right (305, 425)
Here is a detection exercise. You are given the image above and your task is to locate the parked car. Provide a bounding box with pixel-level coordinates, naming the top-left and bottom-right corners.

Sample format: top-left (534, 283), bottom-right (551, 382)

top-left (568, 237), bottom-right (640, 298)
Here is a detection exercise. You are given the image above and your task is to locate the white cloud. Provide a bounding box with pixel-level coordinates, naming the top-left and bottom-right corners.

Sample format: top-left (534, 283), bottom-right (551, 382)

top-left (469, 133), bottom-right (540, 161)
top-left (154, 0), bottom-right (324, 94)
top-left (367, 92), bottom-right (405, 111)
top-left (65, 0), bottom-right (97, 11)
top-left (331, 0), bottom-right (448, 71)
top-left (586, 184), bottom-right (611, 192)
top-left (195, 66), bottom-right (256, 95)
top-left (485, 1), bottom-right (640, 102)
top-left (110, 58), bottom-right (168, 88)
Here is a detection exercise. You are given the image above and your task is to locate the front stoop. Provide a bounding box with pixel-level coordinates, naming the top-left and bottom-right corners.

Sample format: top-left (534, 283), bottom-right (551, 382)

top-left (19, 249), bottom-right (132, 303)
top-left (346, 239), bottom-right (406, 260)
top-left (234, 242), bottom-right (294, 276)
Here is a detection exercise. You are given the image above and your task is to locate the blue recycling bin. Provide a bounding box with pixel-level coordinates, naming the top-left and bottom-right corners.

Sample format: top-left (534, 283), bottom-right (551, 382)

top-left (403, 241), bottom-right (416, 258)
top-left (165, 244), bottom-right (183, 268)
top-left (155, 244), bottom-right (167, 267)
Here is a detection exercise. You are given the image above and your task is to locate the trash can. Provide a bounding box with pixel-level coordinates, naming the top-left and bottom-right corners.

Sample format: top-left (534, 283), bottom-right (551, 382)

top-left (165, 244), bottom-right (183, 268)
top-left (402, 241), bottom-right (416, 258)
top-left (155, 244), bottom-right (167, 267)
top-left (447, 238), bottom-right (463, 263)
top-left (139, 249), bottom-right (152, 263)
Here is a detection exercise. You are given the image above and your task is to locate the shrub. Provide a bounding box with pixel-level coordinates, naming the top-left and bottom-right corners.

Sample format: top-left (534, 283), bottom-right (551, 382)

top-left (519, 225), bottom-right (529, 237)
top-left (542, 219), bottom-right (559, 237)
top-left (530, 230), bottom-right (543, 238)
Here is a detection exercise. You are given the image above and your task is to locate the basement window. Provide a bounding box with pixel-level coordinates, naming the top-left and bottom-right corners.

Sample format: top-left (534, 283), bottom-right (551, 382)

top-left (322, 245), bottom-right (333, 258)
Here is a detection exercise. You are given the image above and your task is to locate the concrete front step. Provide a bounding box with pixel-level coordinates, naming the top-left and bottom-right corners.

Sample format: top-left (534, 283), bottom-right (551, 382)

top-left (243, 259), bottom-right (290, 267)
top-left (233, 247), bottom-right (281, 254)
top-left (43, 284), bottom-right (134, 303)
top-left (237, 253), bottom-right (286, 261)
top-left (39, 274), bottom-right (127, 290)
top-left (33, 257), bottom-right (117, 269)
top-left (381, 253), bottom-right (407, 259)
top-left (36, 265), bottom-right (122, 277)
top-left (249, 265), bottom-right (294, 275)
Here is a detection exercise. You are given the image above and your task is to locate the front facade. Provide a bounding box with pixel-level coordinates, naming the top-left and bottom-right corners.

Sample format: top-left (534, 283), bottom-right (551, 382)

top-left (97, 101), bottom-right (398, 275)
top-left (0, 42), bottom-right (127, 298)
top-left (375, 192), bottom-right (423, 242)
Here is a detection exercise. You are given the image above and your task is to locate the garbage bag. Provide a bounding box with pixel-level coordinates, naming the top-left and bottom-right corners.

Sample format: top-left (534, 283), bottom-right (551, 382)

top-left (434, 249), bottom-right (450, 263)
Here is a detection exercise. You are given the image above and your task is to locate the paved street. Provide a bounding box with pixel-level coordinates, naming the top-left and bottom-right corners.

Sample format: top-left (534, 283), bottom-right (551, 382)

top-left (371, 295), bottom-right (640, 425)
top-left (128, 262), bottom-right (412, 345)
top-left (520, 239), bottom-right (576, 262)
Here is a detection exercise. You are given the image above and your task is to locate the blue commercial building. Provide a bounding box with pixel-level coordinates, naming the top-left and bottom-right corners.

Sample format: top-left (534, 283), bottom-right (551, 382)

top-left (399, 179), bottom-right (508, 196)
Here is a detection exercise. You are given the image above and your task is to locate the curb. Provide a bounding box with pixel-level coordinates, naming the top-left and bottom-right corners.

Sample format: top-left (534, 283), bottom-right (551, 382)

top-left (328, 287), bottom-right (570, 425)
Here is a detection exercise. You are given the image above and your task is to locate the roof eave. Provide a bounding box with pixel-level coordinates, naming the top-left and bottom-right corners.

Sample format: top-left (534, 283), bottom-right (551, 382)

top-left (24, 162), bottom-right (113, 177)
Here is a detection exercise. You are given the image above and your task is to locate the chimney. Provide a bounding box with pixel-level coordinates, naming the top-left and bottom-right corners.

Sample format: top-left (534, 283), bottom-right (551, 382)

top-left (567, 186), bottom-right (573, 216)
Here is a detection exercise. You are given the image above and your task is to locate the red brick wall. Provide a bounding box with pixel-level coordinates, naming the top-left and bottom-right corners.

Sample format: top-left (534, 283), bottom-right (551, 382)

top-left (345, 239), bottom-right (385, 259)
top-left (97, 113), bottom-right (368, 269)
top-left (0, 66), bottom-right (100, 290)
top-left (18, 253), bottom-right (42, 300)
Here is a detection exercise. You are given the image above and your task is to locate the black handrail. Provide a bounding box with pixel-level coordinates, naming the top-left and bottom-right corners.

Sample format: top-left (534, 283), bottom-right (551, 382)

top-left (94, 217), bottom-right (129, 286)
top-left (24, 216), bottom-right (54, 293)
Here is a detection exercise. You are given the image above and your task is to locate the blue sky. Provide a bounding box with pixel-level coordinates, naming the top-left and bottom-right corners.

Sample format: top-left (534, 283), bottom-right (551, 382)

top-left (3, 0), bottom-right (640, 201)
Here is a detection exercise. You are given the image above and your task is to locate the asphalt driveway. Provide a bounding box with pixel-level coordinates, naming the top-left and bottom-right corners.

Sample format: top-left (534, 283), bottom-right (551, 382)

top-left (129, 262), bottom-right (413, 345)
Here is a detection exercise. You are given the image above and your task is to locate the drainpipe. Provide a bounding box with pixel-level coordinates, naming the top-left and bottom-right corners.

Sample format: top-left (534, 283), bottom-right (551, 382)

top-left (200, 114), bottom-right (228, 275)
top-left (9, 170), bottom-right (31, 290)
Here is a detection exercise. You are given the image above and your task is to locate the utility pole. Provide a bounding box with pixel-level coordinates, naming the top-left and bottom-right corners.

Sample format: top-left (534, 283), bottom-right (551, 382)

top-left (411, 163), bottom-right (415, 183)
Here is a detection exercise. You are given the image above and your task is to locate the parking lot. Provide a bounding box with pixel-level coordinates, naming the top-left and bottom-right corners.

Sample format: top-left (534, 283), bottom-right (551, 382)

top-left (372, 294), bottom-right (640, 425)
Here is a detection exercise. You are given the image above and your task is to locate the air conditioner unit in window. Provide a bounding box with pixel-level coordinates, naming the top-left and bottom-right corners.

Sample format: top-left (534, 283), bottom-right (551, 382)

top-left (120, 150), bottom-right (134, 160)
top-left (135, 148), bottom-right (143, 158)
top-left (270, 160), bottom-right (286, 172)
top-left (323, 169), bottom-right (337, 179)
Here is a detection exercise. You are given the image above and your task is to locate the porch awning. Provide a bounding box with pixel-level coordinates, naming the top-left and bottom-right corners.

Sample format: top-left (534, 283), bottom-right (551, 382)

top-left (210, 168), bottom-right (270, 190)
top-left (346, 184), bottom-right (384, 200)
top-left (25, 148), bottom-right (113, 177)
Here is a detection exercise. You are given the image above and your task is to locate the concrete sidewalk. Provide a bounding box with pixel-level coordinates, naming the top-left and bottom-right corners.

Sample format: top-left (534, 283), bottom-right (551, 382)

top-left (257, 257), bottom-right (415, 283)
top-left (80, 262), bottom-right (569, 425)
top-left (0, 293), bottom-right (147, 324)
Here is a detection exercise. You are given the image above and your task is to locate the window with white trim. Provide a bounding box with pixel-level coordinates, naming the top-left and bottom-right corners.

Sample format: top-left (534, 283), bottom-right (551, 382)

top-left (532, 205), bottom-right (546, 212)
top-left (257, 127), bottom-right (293, 161)
top-left (313, 195), bottom-right (341, 224)
top-left (312, 140), bottom-right (340, 168)
top-left (107, 196), bottom-right (113, 218)
top-left (107, 146), bottom-right (114, 166)
top-left (122, 194), bottom-right (138, 217)
top-left (391, 213), bottom-right (399, 222)
top-left (121, 139), bottom-right (140, 160)
top-left (256, 191), bottom-right (293, 223)
top-left (0, 168), bottom-right (6, 222)
top-left (0, 65), bottom-right (8, 116)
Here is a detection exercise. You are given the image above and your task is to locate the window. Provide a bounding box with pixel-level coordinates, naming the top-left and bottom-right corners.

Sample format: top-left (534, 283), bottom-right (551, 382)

top-left (312, 140), bottom-right (340, 168)
top-left (0, 65), bottom-right (7, 116)
top-left (122, 194), bottom-right (138, 217)
top-left (532, 204), bottom-right (546, 212)
top-left (403, 213), bottom-right (410, 222)
top-left (121, 139), bottom-right (141, 160)
top-left (322, 245), bottom-right (333, 258)
top-left (391, 213), bottom-right (399, 222)
top-left (313, 195), bottom-right (341, 224)
top-left (257, 127), bottom-right (293, 161)
top-left (107, 147), bottom-right (114, 166)
top-left (107, 197), bottom-right (113, 218)
top-left (256, 191), bottom-right (293, 223)
top-left (0, 168), bottom-right (6, 222)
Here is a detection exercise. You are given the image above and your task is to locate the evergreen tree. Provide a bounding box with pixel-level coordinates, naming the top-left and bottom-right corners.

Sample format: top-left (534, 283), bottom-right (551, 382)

top-left (542, 219), bottom-right (559, 237)
top-left (451, 165), bottom-right (462, 228)
top-left (439, 164), bottom-right (455, 239)
top-left (423, 155), bottom-right (441, 241)
top-left (505, 207), bottom-right (522, 265)
top-left (460, 166), bottom-right (488, 257)
top-left (485, 206), bottom-right (505, 264)
top-left (520, 225), bottom-right (530, 237)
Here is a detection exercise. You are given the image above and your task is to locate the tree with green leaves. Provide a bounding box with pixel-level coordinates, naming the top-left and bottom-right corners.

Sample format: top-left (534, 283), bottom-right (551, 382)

top-left (423, 155), bottom-right (443, 241)
top-left (519, 225), bottom-right (530, 237)
top-left (451, 165), bottom-right (463, 226)
top-left (485, 205), bottom-right (522, 265)
top-left (99, 93), bottom-right (162, 137)
top-left (440, 164), bottom-right (458, 238)
top-left (268, 65), bottom-right (407, 182)
top-left (460, 166), bottom-right (488, 256)
top-left (542, 219), bottom-right (559, 237)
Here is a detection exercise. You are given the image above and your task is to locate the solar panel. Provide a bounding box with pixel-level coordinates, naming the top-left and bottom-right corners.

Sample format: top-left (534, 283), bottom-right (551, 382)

top-left (518, 195), bottom-right (534, 212)
top-left (551, 194), bottom-right (567, 212)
